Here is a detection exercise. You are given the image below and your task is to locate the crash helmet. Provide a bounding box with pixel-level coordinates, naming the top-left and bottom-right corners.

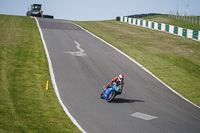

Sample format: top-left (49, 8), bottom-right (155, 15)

top-left (118, 74), bottom-right (124, 82)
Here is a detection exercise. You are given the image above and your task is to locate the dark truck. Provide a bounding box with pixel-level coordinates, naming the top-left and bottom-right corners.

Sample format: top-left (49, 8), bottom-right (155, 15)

top-left (26, 4), bottom-right (43, 17)
top-left (26, 4), bottom-right (53, 19)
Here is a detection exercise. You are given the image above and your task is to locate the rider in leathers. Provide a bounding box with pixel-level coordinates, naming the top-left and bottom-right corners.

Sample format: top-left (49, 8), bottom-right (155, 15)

top-left (104, 74), bottom-right (124, 94)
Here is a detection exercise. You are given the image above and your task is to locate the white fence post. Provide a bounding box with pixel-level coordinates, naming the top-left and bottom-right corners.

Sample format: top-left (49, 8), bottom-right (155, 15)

top-left (178, 27), bottom-right (183, 36)
top-left (148, 21), bottom-right (152, 28)
top-left (198, 31), bottom-right (200, 41)
top-left (169, 25), bottom-right (174, 34)
top-left (154, 22), bottom-right (158, 30)
top-left (187, 29), bottom-right (193, 39)
top-left (161, 23), bottom-right (166, 31)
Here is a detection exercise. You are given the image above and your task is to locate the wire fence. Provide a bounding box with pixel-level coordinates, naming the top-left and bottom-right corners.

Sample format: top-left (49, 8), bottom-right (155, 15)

top-left (169, 11), bottom-right (200, 25)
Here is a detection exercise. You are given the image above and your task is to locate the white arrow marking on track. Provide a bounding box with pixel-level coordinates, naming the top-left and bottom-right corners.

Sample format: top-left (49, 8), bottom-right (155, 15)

top-left (64, 41), bottom-right (86, 56)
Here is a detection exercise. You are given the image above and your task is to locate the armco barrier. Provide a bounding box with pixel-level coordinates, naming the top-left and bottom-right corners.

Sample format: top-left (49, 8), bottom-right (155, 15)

top-left (120, 16), bottom-right (200, 41)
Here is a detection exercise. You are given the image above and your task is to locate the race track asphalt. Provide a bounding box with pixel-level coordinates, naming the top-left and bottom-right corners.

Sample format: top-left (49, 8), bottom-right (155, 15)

top-left (37, 18), bottom-right (200, 133)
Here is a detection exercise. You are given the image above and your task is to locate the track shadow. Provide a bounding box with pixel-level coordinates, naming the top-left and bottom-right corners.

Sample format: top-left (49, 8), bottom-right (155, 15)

top-left (111, 98), bottom-right (145, 103)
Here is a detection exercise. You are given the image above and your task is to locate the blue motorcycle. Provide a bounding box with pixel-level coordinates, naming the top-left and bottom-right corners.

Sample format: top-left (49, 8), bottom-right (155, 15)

top-left (100, 82), bottom-right (121, 103)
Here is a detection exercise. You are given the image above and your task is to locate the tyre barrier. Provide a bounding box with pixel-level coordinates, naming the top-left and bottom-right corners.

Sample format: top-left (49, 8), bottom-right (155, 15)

top-left (119, 16), bottom-right (200, 42)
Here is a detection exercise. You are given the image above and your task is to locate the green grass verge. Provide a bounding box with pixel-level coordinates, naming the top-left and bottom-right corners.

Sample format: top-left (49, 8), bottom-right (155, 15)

top-left (0, 15), bottom-right (81, 133)
top-left (141, 15), bottom-right (200, 31)
top-left (73, 19), bottom-right (200, 106)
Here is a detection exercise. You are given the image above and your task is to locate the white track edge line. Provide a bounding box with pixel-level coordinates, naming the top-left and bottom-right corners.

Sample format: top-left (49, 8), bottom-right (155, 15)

top-left (72, 21), bottom-right (200, 110)
top-left (34, 17), bottom-right (87, 133)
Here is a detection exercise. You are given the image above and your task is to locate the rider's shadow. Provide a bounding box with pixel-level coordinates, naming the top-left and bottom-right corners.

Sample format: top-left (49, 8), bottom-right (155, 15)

top-left (112, 98), bottom-right (145, 103)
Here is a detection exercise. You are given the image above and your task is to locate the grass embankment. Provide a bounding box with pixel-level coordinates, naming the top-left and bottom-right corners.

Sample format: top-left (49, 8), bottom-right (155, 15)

top-left (142, 15), bottom-right (200, 31)
top-left (73, 18), bottom-right (200, 106)
top-left (0, 15), bottom-right (81, 133)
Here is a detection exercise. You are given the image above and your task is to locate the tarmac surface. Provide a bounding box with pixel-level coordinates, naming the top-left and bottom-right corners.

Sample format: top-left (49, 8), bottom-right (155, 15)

top-left (37, 18), bottom-right (200, 133)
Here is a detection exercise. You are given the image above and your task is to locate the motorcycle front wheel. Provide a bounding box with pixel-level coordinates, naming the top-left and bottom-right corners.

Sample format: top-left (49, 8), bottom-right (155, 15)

top-left (100, 92), bottom-right (104, 99)
top-left (107, 90), bottom-right (116, 103)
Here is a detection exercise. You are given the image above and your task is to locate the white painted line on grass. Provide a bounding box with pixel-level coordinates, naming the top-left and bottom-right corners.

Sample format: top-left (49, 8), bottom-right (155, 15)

top-left (131, 112), bottom-right (158, 121)
top-left (34, 18), bottom-right (87, 133)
